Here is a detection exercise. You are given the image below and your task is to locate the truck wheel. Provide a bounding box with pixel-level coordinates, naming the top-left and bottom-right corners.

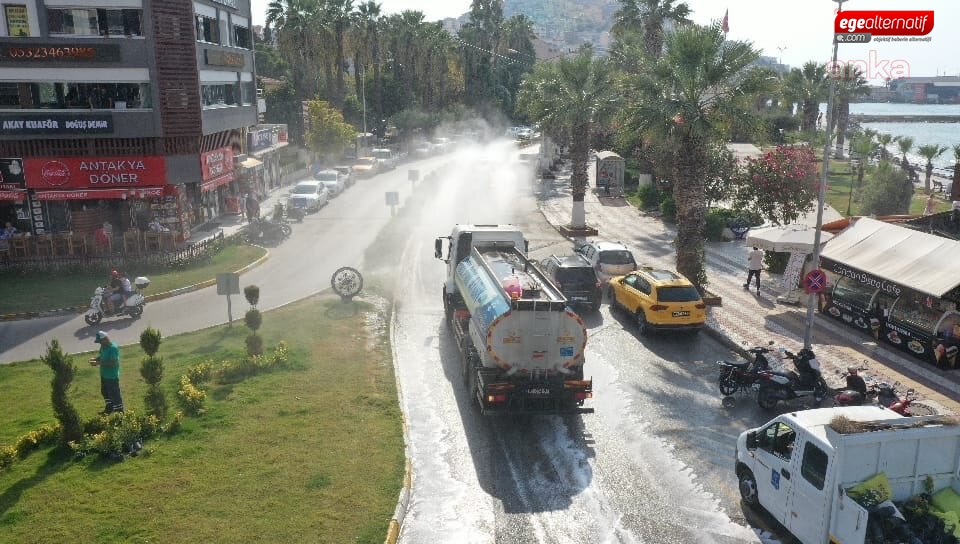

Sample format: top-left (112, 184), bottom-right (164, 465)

top-left (738, 469), bottom-right (759, 507)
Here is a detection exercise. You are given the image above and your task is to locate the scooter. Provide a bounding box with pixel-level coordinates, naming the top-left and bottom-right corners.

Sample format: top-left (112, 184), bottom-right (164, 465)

top-left (242, 216), bottom-right (292, 244)
top-left (286, 201), bottom-right (305, 223)
top-left (756, 347), bottom-right (828, 409)
top-left (833, 367), bottom-right (871, 406)
top-left (85, 276), bottom-right (149, 325)
top-left (717, 342), bottom-right (775, 407)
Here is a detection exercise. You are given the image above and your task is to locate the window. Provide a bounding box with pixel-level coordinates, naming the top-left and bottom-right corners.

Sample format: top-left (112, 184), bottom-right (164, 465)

top-left (831, 277), bottom-right (877, 311)
top-left (623, 275), bottom-right (638, 290)
top-left (635, 277), bottom-right (651, 295)
top-left (5, 5), bottom-right (31, 37)
top-left (599, 250), bottom-right (636, 266)
top-left (233, 25), bottom-right (251, 49)
top-left (16, 82), bottom-right (151, 109)
top-left (0, 83), bottom-right (19, 108)
top-left (47, 8), bottom-right (142, 36)
top-left (757, 422), bottom-right (796, 461)
top-left (241, 82), bottom-right (254, 105)
top-left (196, 15), bottom-right (219, 43)
top-left (656, 286), bottom-right (701, 302)
top-left (201, 83), bottom-right (240, 107)
top-left (801, 443), bottom-right (828, 490)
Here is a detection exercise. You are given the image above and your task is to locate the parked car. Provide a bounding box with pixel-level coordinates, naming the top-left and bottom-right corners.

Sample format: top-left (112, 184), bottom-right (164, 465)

top-left (352, 156), bottom-right (379, 178)
top-left (412, 142), bottom-right (433, 158)
top-left (575, 240), bottom-right (638, 282)
top-left (333, 165), bottom-right (354, 187)
top-left (371, 148), bottom-right (398, 170)
top-left (288, 181), bottom-right (329, 213)
top-left (432, 137), bottom-right (451, 153)
top-left (608, 267), bottom-right (706, 335)
top-left (539, 254), bottom-right (602, 312)
top-left (314, 169), bottom-right (345, 197)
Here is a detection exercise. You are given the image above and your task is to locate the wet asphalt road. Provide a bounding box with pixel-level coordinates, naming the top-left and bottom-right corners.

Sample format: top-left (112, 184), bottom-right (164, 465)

top-left (390, 142), bottom-right (779, 543)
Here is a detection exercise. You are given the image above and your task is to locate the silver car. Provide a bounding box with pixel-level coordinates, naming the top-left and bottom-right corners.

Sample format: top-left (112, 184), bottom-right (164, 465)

top-left (288, 181), bottom-right (329, 213)
top-left (315, 169), bottom-right (345, 197)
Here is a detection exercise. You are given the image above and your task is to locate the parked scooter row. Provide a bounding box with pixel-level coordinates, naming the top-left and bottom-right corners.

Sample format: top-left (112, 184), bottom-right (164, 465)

top-left (717, 341), bottom-right (827, 410)
top-left (832, 367), bottom-right (932, 416)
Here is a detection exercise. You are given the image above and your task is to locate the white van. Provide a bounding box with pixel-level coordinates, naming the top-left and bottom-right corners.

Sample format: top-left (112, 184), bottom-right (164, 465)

top-left (371, 148), bottom-right (397, 170)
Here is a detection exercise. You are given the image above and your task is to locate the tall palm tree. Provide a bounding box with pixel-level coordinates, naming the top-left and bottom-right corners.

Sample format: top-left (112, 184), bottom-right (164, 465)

top-left (267, 0), bottom-right (320, 97)
top-left (612, 0), bottom-right (643, 41)
top-left (351, 1), bottom-right (381, 122)
top-left (781, 61), bottom-right (827, 135)
top-left (623, 23), bottom-right (768, 288)
top-left (518, 48), bottom-right (617, 229)
top-left (638, 0), bottom-right (692, 59)
top-left (917, 144), bottom-right (948, 193)
top-left (325, 0), bottom-right (355, 104)
top-left (830, 64), bottom-right (868, 158)
top-left (895, 135), bottom-right (914, 170)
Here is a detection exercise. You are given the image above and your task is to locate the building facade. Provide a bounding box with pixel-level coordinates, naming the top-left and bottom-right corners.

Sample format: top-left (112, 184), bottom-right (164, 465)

top-left (0, 0), bottom-right (257, 241)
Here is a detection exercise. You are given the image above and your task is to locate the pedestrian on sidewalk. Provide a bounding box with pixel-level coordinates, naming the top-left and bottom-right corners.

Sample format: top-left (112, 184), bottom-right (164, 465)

top-left (246, 192), bottom-right (260, 221)
top-left (923, 193), bottom-right (937, 216)
top-left (744, 246), bottom-right (764, 294)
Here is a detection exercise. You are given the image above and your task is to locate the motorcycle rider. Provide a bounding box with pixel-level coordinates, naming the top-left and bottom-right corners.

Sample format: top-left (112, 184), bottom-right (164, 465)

top-left (106, 270), bottom-right (133, 314)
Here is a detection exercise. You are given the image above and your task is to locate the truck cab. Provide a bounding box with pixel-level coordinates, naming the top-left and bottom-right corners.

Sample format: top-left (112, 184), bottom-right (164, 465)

top-left (435, 225), bottom-right (527, 295)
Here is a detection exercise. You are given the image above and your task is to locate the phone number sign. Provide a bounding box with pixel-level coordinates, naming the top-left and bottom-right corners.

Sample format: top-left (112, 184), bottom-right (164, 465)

top-left (0, 43), bottom-right (121, 63)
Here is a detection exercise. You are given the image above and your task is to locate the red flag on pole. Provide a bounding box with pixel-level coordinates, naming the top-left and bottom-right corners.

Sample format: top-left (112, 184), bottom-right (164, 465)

top-left (722, 9), bottom-right (729, 33)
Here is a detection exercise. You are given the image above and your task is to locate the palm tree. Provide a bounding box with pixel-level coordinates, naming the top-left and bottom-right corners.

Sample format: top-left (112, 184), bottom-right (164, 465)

top-left (781, 61), bottom-right (827, 135)
top-left (622, 23), bottom-right (768, 288)
top-left (612, 0), bottom-right (643, 41)
top-left (830, 64), bottom-right (868, 158)
top-left (875, 133), bottom-right (894, 161)
top-left (638, 0), bottom-right (692, 59)
top-left (518, 48), bottom-right (617, 230)
top-left (895, 135), bottom-right (914, 170)
top-left (267, 0), bottom-right (320, 97)
top-left (917, 144), bottom-right (948, 192)
top-left (326, 0), bottom-right (355, 104)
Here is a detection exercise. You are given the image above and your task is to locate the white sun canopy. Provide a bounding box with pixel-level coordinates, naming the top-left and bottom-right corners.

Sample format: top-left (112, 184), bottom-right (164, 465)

top-left (821, 217), bottom-right (960, 298)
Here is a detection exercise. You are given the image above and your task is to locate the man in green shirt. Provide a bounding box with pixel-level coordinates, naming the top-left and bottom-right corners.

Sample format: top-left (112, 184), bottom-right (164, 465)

top-left (90, 331), bottom-right (124, 414)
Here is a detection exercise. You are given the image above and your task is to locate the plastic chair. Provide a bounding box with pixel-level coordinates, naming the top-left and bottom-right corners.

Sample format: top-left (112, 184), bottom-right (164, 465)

top-left (53, 234), bottom-right (71, 256)
top-left (10, 235), bottom-right (29, 258)
top-left (34, 234), bottom-right (53, 257)
top-left (68, 234), bottom-right (87, 256)
top-left (143, 232), bottom-right (161, 252)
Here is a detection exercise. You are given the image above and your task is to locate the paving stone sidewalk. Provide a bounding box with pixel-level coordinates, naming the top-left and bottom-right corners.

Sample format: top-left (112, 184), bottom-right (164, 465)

top-left (534, 167), bottom-right (959, 416)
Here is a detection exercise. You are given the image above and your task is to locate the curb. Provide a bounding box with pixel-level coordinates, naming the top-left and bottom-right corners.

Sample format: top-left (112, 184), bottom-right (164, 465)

top-left (385, 298), bottom-right (413, 544)
top-left (0, 249), bottom-right (270, 322)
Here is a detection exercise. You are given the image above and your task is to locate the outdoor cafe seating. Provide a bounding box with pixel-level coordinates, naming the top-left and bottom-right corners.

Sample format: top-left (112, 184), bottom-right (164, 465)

top-left (1, 228), bottom-right (181, 263)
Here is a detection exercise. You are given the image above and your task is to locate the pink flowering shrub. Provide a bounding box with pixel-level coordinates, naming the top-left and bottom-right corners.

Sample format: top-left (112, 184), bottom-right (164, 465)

top-left (732, 146), bottom-right (818, 226)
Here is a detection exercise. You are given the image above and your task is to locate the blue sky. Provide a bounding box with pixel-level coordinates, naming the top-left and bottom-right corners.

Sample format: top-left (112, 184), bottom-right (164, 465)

top-left (250, 0), bottom-right (958, 82)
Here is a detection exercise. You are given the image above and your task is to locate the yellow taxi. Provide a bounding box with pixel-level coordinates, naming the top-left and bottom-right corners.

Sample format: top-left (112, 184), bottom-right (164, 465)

top-left (608, 267), bottom-right (706, 335)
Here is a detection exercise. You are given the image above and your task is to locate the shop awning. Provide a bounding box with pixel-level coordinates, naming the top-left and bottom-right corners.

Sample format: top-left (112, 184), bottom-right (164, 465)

top-left (0, 190), bottom-right (26, 201)
top-left (238, 157), bottom-right (263, 170)
top-left (200, 172), bottom-right (236, 192)
top-left (821, 217), bottom-right (960, 297)
top-left (33, 187), bottom-right (166, 201)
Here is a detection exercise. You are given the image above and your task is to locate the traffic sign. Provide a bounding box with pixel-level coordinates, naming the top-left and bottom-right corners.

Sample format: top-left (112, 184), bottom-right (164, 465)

top-left (803, 269), bottom-right (828, 294)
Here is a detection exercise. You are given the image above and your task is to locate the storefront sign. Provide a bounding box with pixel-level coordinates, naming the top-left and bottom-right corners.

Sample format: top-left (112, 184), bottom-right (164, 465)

top-left (0, 190), bottom-right (25, 201)
top-left (0, 114), bottom-right (113, 136)
top-left (0, 43), bottom-right (121, 62)
top-left (0, 158), bottom-right (25, 188)
top-left (822, 257), bottom-right (903, 297)
top-left (5, 5), bottom-right (30, 37)
top-left (248, 127), bottom-right (280, 153)
top-left (200, 147), bottom-right (235, 181)
top-left (210, 0), bottom-right (238, 7)
top-left (32, 187), bottom-right (165, 200)
top-left (25, 156), bottom-right (167, 189)
top-left (205, 49), bottom-right (245, 67)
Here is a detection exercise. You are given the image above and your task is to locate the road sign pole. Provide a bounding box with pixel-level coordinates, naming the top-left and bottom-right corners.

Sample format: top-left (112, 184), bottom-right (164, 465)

top-left (227, 293), bottom-right (233, 325)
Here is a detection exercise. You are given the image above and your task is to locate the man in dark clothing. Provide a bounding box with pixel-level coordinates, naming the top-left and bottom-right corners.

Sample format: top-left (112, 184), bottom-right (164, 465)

top-left (89, 331), bottom-right (124, 414)
top-left (246, 193), bottom-right (260, 221)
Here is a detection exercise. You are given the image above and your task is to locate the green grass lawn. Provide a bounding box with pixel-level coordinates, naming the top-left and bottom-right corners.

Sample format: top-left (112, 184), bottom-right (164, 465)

top-left (0, 244), bottom-right (266, 315)
top-left (822, 159), bottom-right (954, 217)
top-left (0, 294), bottom-right (404, 543)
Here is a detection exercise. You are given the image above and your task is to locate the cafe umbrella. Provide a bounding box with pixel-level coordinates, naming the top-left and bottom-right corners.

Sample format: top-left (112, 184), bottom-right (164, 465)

top-left (746, 224), bottom-right (834, 253)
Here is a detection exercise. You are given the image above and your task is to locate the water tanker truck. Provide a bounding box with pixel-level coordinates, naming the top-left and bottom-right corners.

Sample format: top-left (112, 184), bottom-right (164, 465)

top-left (435, 225), bottom-right (592, 414)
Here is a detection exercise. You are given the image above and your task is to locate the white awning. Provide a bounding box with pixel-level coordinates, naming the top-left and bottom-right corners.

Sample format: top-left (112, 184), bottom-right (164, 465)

top-left (821, 217), bottom-right (960, 297)
top-left (238, 157), bottom-right (263, 169)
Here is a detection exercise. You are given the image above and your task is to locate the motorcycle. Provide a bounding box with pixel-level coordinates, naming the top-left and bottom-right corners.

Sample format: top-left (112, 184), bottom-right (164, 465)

top-left (85, 276), bottom-right (149, 325)
top-left (875, 383), bottom-right (923, 416)
top-left (756, 347), bottom-right (828, 410)
top-left (717, 342), bottom-right (775, 407)
top-left (286, 200), bottom-right (305, 223)
top-left (833, 367), bottom-right (871, 407)
top-left (242, 216), bottom-right (292, 244)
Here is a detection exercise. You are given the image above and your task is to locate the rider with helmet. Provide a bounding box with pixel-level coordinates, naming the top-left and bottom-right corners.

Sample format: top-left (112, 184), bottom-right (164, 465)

top-left (106, 270), bottom-right (131, 314)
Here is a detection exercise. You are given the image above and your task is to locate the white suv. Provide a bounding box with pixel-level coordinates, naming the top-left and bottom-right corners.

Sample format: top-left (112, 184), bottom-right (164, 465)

top-left (288, 181), bottom-right (329, 213)
top-left (371, 148), bottom-right (397, 170)
top-left (575, 241), bottom-right (638, 282)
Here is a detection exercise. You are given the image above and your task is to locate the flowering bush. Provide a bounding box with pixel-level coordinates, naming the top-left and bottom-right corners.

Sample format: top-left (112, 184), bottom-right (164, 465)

top-left (177, 377), bottom-right (207, 416)
top-left (732, 145), bottom-right (818, 226)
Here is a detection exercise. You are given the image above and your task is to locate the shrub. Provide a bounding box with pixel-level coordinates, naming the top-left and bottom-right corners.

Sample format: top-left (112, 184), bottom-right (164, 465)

top-left (244, 309), bottom-right (262, 332)
top-left (705, 209), bottom-right (729, 241)
top-left (140, 355), bottom-right (164, 386)
top-left (139, 327), bottom-right (162, 357)
top-left (0, 446), bottom-right (15, 471)
top-left (244, 284), bottom-right (260, 307)
top-left (860, 160), bottom-right (912, 216)
top-left (144, 387), bottom-right (168, 420)
top-left (41, 339), bottom-right (83, 444)
top-left (635, 183), bottom-right (661, 209)
top-left (659, 195), bottom-right (677, 222)
top-left (69, 411), bottom-right (151, 460)
top-left (186, 361), bottom-right (213, 384)
top-left (271, 341), bottom-right (289, 367)
top-left (763, 251), bottom-right (791, 274)
top-left (177, 377), bottom-right (207, 416)
top-left (165, 411), bottom-right (184, 434)
top-left (245, 333), bottom-right (264, 356)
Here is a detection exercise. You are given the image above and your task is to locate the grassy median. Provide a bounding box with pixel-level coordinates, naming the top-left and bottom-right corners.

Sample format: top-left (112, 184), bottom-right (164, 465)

top-left (0, 244), bottom-right (266, 315)
top-left (0, 294), bottom-right (404, 543)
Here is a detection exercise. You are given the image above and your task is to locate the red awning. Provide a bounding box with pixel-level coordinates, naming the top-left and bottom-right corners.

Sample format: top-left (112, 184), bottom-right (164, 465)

top-left (0, 190), bottom-right (26, 201)
top-left (33, 187), bottom-right (166, 200)
top-left (200, 172), bottom-right (236, 192)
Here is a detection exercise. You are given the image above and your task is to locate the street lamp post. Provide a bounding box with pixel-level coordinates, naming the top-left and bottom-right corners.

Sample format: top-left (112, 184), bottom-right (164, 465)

top-left (803, 0), bottom-right (847, 349)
